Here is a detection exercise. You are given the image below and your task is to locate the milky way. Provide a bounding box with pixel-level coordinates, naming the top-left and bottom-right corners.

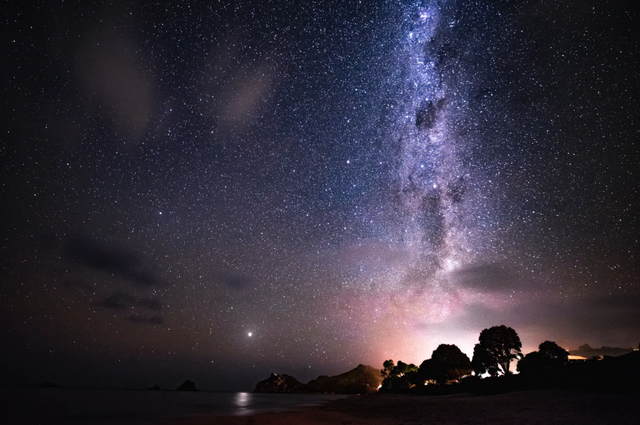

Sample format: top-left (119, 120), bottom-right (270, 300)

top-left (2, 0), bottom-right (639, 391)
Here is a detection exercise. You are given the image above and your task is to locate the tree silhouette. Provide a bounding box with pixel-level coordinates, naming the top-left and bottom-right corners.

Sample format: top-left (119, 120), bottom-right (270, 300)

top-left (516, 351), bottom-right (545, 374)
top-left (518, 341), bottom-right (568, 374)
top-left (379, 359), bottom-right (419, 391)
top-left (539, 341), bottom-right (569, 364)
top-left (380, 359), bottom-right (418, 379)
top-left (394, 360), bottom-right (418, 376)
top-left (420, 344), bottom-right (472, 384)
top-left (472, 343), bottom-right (499, 376)
top-left (381, 359), bottom-right (395, 378)
top-left (472, 325), bottom-right (522, 376)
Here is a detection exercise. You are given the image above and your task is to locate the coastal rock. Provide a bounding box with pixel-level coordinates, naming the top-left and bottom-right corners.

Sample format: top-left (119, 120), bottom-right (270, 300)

top-left (307, 364), bottom-right (382, 394)
top-left (176, 380), bottom-right (198, 391)
top-left (146, 384), bottom-right (162, 391)
top-left (255, 365), bottom-right (382, 394)
top-left (254, 373), bottom-right (307, 393)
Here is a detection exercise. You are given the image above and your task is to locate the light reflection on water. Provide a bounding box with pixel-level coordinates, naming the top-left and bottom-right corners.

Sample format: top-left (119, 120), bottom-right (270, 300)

top-left (4, 388), bottom-right (349, 424)
top-left (234, 392), bottom-right (252, 415)
top-left (232, 391), bottom-right (347, 416)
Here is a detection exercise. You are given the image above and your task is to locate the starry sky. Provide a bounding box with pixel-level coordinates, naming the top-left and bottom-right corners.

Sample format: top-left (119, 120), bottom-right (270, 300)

top-left (2, 0), bottom-right (639, 391)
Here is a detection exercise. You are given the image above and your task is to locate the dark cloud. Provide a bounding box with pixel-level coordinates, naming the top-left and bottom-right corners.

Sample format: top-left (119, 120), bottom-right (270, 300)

top-left (452, 263), bottom-right (519, 292)
top-left (65, 235), bottom-right (162, 287)
top-left (510, 294), bottom-right (640, 333)
top-left (415, 292), bottom-right (640, 354)
top-left (572, 294), bottom-right (640, 333)
top-left (504, 294), bottom-right (640, 350)
top-left (135, 297), bottom-right (163, 312)
top-left (97, 292), bottom-right (163, 312)
top-left (97, 293), bottom-right (136, 311)
top-left (449, 294), bottom-right (640, 350)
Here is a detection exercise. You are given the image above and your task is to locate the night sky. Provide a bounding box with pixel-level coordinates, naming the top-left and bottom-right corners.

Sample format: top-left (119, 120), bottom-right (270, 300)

top-left (2, 0), bottom-right (639, 391)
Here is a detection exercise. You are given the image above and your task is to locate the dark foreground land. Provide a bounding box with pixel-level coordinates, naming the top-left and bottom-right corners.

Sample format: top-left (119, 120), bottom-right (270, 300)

top-left (172, 389), bottom-right (640, 424)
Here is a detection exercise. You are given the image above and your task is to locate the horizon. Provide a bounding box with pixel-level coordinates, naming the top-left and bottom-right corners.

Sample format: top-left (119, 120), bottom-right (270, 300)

top-left (2, 0), bottom-right (639, 393)
top-left (3, 341), bottom-right (638, 392)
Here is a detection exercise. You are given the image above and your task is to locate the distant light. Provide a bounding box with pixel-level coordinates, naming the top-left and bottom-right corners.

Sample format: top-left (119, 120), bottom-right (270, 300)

top-left (247, 332), bottom-right (253, 337)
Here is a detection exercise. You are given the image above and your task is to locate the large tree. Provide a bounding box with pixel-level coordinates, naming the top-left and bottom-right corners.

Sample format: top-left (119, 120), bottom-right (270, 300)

top-left (518, 340), bottom-right (568, 374)
top-left (420, 344), bottom-right (472, 384)
top-left (472, 343), bottom-right (500, 376)
top-left (538, 341), bottom-right (569, 364)
top-left (472, 325), bottom-right (522, 376)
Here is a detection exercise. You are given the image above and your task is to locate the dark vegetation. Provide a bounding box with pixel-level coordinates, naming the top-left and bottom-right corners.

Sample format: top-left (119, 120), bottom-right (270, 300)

top-left (472, 325), bottom-right (521, 376)
top-left (380, 326), bottom-right (640, 395)
top-left (379, 344), bottom-right (473, 391)
top-left (254, 327), bottom-right (639, 395)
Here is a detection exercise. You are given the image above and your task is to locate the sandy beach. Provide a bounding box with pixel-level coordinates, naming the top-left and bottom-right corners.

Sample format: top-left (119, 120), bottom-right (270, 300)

top-left (171, 389), bottom-right (640, 425)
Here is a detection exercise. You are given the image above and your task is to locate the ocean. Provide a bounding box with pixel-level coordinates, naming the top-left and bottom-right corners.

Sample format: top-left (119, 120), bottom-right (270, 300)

top-left (4, 387), bottom-right (348, 424)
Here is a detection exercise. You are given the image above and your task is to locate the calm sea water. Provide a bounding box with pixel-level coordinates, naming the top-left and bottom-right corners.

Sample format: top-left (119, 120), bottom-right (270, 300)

top-left (4, 388), bottom-right (348, 424)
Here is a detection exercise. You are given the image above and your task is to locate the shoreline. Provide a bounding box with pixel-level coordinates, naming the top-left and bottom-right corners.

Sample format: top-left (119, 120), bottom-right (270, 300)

top-left (170, 388), bottom-right (640, 424)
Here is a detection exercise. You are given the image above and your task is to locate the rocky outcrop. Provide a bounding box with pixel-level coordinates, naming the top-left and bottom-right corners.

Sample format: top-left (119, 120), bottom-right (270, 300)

top-left (146, 384), bottom-right (162, 391)
top-left (254, 373), bottom-right (307, 393)
top-left (307, 364), bottom-right (382, 394)
top-left (255, 365), bottom-right (382, 394)
top-left (176, 380), bottom-right (198, 391)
